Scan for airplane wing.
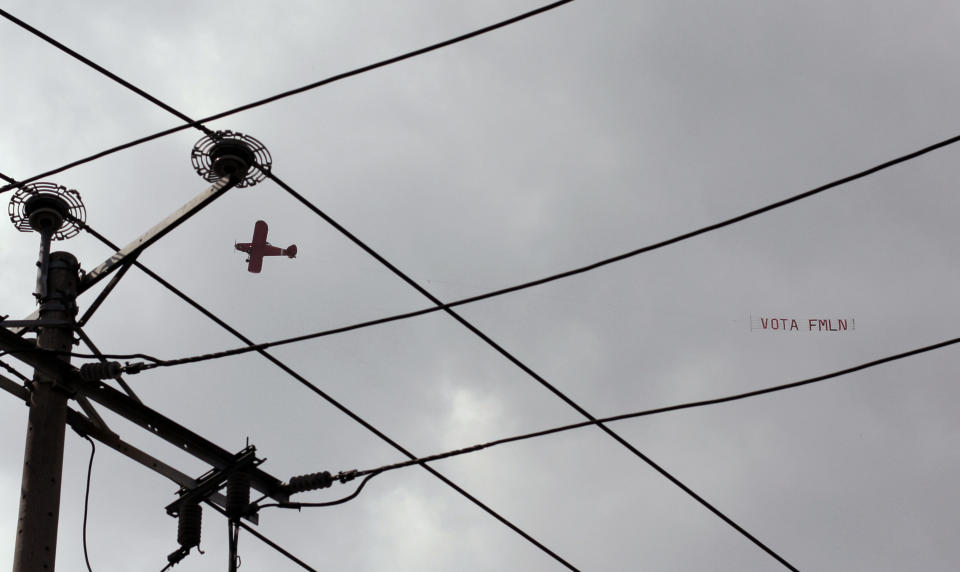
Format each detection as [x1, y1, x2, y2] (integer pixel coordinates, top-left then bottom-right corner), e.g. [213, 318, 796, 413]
[247, 249, 265, 273]
[245, 220, 269, 273]
[251, 220, 268, 245]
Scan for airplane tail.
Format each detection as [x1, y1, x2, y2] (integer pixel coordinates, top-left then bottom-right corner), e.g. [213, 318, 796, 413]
[285, 244, 297, 258]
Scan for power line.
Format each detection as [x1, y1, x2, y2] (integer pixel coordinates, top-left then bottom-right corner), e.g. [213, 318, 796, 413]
[99, 123, 960, 372]
[0, 359, 30, 383]
[205, 502, 318, 572]
[4, 0, 590, 554]
[0, 8, 215, 138]
[3, 0, 799, 547]
[72, 219, 580, 571]
[259, 472, 382, 510]
[0, 0, 576, 194]
[81, 435, 96, 572]
[264, 168, 799, 571]
[0, 3, 861, 566]
[354, 333, 960, 476]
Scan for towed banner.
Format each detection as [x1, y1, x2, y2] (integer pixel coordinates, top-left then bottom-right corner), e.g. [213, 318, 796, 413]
[750, 316, 855, 333]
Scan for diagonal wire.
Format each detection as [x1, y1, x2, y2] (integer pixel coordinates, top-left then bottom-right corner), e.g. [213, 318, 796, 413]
[205, 501, 318, 572]
[0, 359, 30, 383]
[356, 333, 960, 476]
[74, 327, 142, 403]
[63, 128, 960, 371]
[265, 168, 799, 571]
[2, 3, 809, 565]
[0, 8, 215, 137]
[74, 219, 580, 571]
[0, 4, 593, 565]
[0, 0, 576, 194]
[5, 0, 794, 552]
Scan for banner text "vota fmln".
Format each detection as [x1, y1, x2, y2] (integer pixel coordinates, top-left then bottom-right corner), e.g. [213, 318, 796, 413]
[750, 317, 855, 332]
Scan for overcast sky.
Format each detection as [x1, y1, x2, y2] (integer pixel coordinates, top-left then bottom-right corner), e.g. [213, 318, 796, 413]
[3, 1, 960, 570]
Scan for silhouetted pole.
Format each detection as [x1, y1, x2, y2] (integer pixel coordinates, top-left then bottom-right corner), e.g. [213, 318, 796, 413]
[12, 251, 79, 572]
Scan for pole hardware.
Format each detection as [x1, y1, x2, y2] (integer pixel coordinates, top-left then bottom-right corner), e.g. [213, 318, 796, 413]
[0, 318, 73, 328]
[167, 500, 204, 566]
[79, 360, 123, 381]
[165, 446, 262, 519]
[190, 130, 271, 188]
[8, 182, 86, 239]
[8, 182, 85, 301]
[163, 446, 262, 567]
[78, 175, 236, 294]
[11, 250, 80, 572]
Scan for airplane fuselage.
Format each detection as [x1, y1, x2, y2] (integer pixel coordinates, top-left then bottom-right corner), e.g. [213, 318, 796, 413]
[236, 220, 297, 273]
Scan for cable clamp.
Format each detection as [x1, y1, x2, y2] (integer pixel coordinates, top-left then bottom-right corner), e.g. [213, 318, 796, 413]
[123, 361, 146, 375]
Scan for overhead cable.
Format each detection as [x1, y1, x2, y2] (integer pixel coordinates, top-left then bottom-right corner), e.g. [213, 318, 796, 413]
[3, 2, 807, 565]
[0, 359, 30, 383]
[81, 434, 96, 572]
[2, 1, 591, 566]
[0, 8, 215, 138]
[356, 333, 960, 476]
[264, 168, 799, 571]
[0, 0, 576, 194]
[107, 123, 960, 372]
[205, 501, 318, 572]
[74, 219, 579, 572]
[259, 471, 381, 510]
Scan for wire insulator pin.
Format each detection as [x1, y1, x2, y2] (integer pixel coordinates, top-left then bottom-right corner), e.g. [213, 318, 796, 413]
[285, 471, 333, 494]
[79, 361, 122, 381]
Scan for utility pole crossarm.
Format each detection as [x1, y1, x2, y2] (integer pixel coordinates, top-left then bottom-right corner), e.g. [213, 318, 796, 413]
[2, 309, 39, 336]
[0, 372, 256, 524]
[0, 326, 288, 505]
[0, 369, 29, 401]
[65, 410, 259, 524]
[79, 175, 234, 294]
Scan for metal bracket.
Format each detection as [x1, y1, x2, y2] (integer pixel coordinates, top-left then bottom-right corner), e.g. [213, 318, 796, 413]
[79, 176, 234, 294]
[0, 319, 73, 328]
[166, 446, 261, 517]
[3, 309, 40, 335]
[0, 326, 288, 508]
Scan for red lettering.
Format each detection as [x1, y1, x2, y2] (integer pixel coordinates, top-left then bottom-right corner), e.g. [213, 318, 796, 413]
[808, 319, 817, 331]
[761, 318, 769, 329]
[839, 319, 847, 331]
[790, 319, 798, 331]
[818, 319, 828, 331]
[772, 319, 779, 330]
[829, 320, 837, 331]
[780, 318, 788, 329]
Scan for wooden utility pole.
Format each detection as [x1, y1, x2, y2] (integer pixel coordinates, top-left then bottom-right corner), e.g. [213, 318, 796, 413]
[12, 251, 79, 572]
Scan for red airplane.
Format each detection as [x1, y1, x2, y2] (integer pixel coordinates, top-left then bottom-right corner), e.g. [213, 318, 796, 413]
[235, 220, 297, 273]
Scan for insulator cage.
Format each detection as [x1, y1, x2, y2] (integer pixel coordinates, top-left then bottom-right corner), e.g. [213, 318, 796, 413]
[79, 361, 122, 381]
[190, 130, 271, 188]
[177, 502, 202, 549]
[286, 471, 333, 494]
[8, 182, 85, 239]
[226, 471, 251, 517]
